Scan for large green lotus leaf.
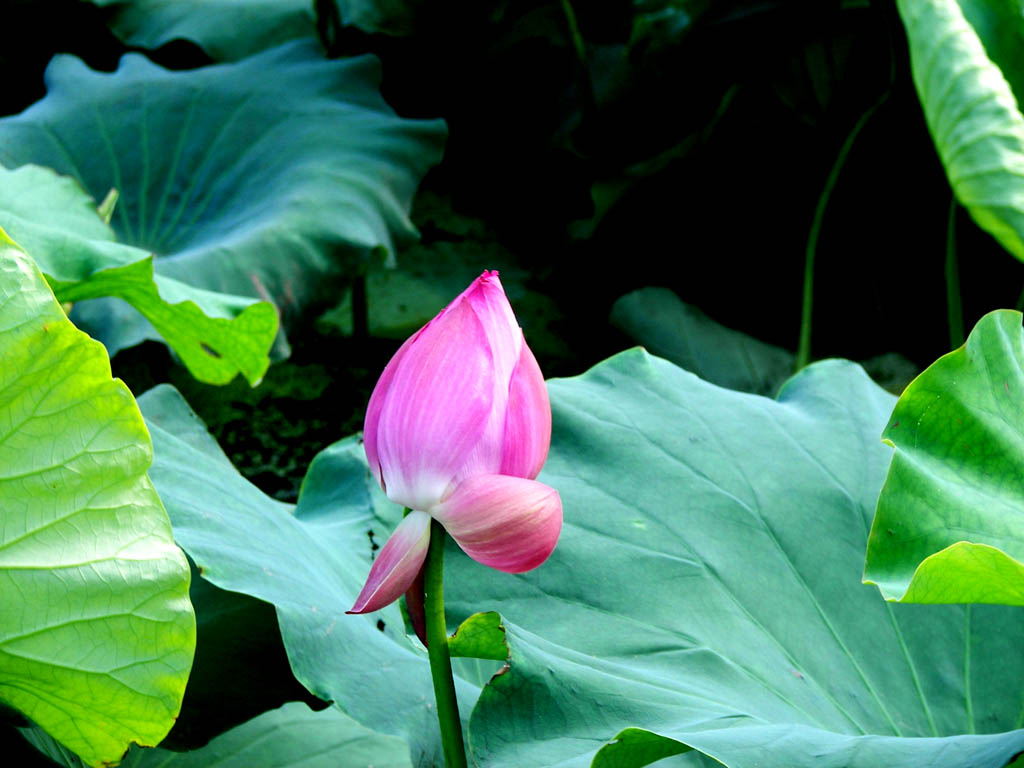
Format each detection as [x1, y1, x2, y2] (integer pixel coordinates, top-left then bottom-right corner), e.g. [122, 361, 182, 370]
[0, 40, 445, 358]
[20, 702, 411, 768]
[0, 163, 277, 385]
[439, 351, 1024, 767]
[121, 702, 413, 768]
[143, 348, 1024, 766]
[865, 309, 1024, 604]
[88, 0, 417, 61]
[137, 385, 478, 767]
[897, 0, 1024, 262]
[0, 234, 195, 766]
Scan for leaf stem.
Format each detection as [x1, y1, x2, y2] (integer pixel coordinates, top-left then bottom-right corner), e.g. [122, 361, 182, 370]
[560, 0, 586, 65]
[796, 90, 890, 371]
[424, 519, 467, 768]
[945, 196, 964, 349]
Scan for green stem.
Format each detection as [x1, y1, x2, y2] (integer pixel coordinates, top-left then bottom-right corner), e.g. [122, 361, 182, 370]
[945, 196, 964, 349]
[560, 0, 586, 65]
[424, 519, 467, 768]
[796, 91, 890, 371]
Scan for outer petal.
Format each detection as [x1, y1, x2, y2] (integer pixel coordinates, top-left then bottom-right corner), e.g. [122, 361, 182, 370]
[499, 339, 551, 480]
[370, 296, 496, 510]
[347, 510, 432, 614]
[363, 330, 419, 491]
[430, 474, 562, 573]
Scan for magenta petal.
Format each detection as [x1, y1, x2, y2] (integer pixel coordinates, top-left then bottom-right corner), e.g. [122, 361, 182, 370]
[430, 474, 562, 573]
[348, 510, 432, 614]
[462, 272, 522, 387]
[371, 296, 497, 510]
[499, 340, 551, 480]
[363, 331, 419, 491]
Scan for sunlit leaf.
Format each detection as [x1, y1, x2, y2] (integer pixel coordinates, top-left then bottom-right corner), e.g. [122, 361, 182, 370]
[865, 309, 1024, 605]
[0, 233, 195, 766]
[898, 0, 1024, 261]
[0, 163, 277, 385]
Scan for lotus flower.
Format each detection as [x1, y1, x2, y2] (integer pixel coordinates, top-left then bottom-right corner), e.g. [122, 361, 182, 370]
[348, 271, 562, 614]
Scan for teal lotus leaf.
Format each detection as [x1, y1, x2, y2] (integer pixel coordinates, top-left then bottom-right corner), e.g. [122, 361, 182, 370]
[142, 349, 1024, 766]
[138, 385, 475, 767]
[0, 163, 277, 385]
[610, 286, 795, 396]
[21, 701, 411, 768]
[120, 702, 413, 768]
[87, 0, 418, 60]
[0, 40, 445, 359]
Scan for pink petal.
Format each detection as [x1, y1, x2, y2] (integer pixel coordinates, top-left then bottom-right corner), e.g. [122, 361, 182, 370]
[499, 339, 551, 480]
[363, 331, 419, 491]
[462, 272, 522, 388]
[369, 296, 497, 510]
[364, 271, 536, 510]
[430, 474, 562, 573]
[347, 510, 432, 614]
[443, 272, 526, 487]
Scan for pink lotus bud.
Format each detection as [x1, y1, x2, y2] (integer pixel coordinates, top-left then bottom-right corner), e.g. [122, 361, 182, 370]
[349, 271, 561, 615]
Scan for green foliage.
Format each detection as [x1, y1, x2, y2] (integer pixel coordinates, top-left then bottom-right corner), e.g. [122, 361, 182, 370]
[865, 309, 1024, 604]
[0, 163, 277, 385]
[10, 2, 1024, 765]
[898, 0, 1024, 262]
[22, 702, 412, 768]
[0, 235, 195, 766]
[448, 612, 508, 661]
[143, 350, 1024, 767]
[610, 287, 795, 396]
[450, 351, 1024, 767]
[119, 702, 413, 768]
[138, 385, 476, 767]
[88, 0, 316, 61]
[87, 0, 419, 61]
[0, 40, 445, 361]
[165, 564, 326, 749]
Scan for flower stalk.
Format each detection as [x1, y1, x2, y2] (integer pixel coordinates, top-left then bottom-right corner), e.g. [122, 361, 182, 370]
[424, 519, 467, 768]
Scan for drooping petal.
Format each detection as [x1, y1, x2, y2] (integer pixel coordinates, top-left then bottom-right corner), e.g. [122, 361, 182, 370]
[430, 474, 562, 573]
[499, 339, 551, 480]
[347, 510, 432, 614]
[371, 296, 497, 510]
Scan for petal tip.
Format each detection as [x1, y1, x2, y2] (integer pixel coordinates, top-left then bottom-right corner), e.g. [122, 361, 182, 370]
[348, 510, 432, 615]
